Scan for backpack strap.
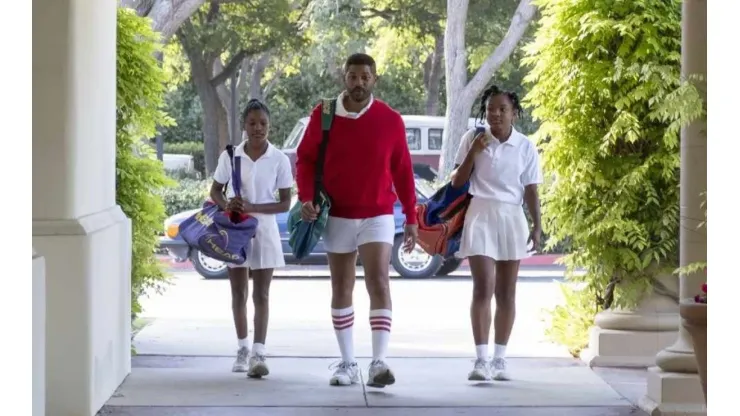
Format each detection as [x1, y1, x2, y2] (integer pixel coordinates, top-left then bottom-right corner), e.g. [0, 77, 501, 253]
[313, 99, 337, 204]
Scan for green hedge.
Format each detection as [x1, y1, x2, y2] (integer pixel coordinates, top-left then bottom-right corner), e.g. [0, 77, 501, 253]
[164, 141, 205, 175]
[116, 8, 174, 318]
[160, 178, 210, 217]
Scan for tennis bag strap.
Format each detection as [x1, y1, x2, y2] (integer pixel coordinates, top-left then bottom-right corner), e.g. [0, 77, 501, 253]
[313, 99, 337, 206]
[220, 144, 236, 198]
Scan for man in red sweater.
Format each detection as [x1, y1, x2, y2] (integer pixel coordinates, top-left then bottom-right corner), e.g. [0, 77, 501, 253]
[296, 53, 418, 388]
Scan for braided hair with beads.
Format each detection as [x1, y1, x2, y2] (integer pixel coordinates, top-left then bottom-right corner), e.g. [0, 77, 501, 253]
[475, 85, 523, 127]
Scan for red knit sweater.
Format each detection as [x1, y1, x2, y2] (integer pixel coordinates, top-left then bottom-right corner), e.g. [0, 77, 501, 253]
[296, 99, 417, 224]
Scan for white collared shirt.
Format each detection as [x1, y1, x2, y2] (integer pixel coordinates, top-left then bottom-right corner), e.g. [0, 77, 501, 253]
[213, 141, 293, 204]
[335, 91, 375, 119]
[454, 126, 543, 205]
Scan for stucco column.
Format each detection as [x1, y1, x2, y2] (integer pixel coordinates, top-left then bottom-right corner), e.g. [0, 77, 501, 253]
[32, 248, 45, 416]
[640, 1, 707, 415]
[33, 1, 132, 415]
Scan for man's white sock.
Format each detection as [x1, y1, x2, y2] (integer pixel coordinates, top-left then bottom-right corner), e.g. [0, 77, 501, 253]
[332, 306, 355, 363]
[370, 309, 392, 361]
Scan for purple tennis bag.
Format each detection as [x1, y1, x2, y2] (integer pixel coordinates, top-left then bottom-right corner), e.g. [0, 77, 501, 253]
[178, 146, 259, 264]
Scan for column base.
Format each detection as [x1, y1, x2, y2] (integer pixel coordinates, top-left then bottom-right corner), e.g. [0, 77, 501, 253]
[638, 367, 706, 416]
[581, 328, 677, 368]
[32, 249, 45, 416]
[33, 205, 132, 416]
[580, 285, 679, 368]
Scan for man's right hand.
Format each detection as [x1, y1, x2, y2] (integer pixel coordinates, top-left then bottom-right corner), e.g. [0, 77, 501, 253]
[469, 131, 491, 155]
[300, 201, 320, 221]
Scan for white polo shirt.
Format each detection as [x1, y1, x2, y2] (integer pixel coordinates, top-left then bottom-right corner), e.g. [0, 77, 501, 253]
[213, 142, 293, 204]
[454, 127, 543, 205]
[334, 91, 374, 119]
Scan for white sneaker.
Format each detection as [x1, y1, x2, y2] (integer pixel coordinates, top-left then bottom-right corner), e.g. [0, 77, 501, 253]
[329, 361, 360, 386]
[367, 360, 396, 388]
[232, 347, 249, 372]
[247, 353, 269, 378]
[491, 357, 510, 381]
[468, 358, 492, 381]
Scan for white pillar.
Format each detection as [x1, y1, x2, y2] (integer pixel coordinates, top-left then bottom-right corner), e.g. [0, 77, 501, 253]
[639, 0, 707, 415]
[32, 248, 45, 416]
[33, 1, 132, 415]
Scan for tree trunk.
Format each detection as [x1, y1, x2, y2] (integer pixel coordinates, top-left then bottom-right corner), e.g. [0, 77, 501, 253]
[424, 33, 445, 116]
[180, 38, 228, 174]
[249, 52, 272, 101]
[122, 0, 206, 42]
[438, 0, 536, 178]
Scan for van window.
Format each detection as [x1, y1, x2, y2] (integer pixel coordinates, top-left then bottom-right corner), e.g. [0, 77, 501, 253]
[282, 122, 306, 150]
[406, 128, 421, 150]
[429, 128, 443, 150]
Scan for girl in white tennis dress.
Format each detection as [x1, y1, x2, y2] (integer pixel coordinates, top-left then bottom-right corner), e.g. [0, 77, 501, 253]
[210, 99, 293, 378]
[451, 85, 543, 382]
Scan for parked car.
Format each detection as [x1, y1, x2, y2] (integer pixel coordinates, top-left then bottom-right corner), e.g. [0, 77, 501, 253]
[281, 115, 481, 177]
[159, 177, 463, 280]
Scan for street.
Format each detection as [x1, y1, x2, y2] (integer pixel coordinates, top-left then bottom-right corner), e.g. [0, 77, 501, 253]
[135, 266, 571, 358]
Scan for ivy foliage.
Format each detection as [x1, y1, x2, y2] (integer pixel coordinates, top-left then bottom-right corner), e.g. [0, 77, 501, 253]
[523, 0, 704, 311]
[116, 8, 176, 317]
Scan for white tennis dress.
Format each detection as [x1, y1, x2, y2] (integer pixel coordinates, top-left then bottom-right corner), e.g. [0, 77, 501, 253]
[454, 127, 543, 261]
[213, 141, 293, 270]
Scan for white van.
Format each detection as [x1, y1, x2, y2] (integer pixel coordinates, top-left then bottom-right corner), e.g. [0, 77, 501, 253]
[281, 115, 480, 177]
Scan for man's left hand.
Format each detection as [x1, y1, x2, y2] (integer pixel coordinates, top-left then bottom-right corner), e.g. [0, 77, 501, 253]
[527, 227, 542, 253]
[403, 224, 419, 253]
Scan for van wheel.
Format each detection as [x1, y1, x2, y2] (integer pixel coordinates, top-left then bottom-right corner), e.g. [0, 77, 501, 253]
[391, 235, 443, 279]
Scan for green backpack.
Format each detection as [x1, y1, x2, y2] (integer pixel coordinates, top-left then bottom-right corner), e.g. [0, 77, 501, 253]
[287, 99, 336, 260]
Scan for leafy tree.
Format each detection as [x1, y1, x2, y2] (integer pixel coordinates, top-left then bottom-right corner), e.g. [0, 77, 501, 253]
[523, 0, 704, 317]
[116, 8, 176, 317]
[176, 0, 308, 173]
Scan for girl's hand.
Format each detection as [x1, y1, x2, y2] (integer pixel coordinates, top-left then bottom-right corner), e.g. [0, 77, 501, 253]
[469, 132, 491, 155]
[226, 198, 244, 213]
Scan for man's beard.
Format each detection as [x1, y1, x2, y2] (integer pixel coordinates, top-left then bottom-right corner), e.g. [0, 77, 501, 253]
[348, 87, 370, 102]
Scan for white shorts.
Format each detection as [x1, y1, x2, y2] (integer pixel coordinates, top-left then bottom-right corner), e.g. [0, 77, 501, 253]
[227, 213, 286, 270]
[323, 215, 396, 253]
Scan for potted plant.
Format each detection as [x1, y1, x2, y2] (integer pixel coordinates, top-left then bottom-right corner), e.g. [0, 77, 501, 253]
[680, 278, 706, 401]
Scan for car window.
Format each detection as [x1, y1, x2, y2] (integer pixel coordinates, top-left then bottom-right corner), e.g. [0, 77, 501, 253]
[428, 128, 443, 150]
[406, 128, 421, 150]
[282, 122, 306, 150]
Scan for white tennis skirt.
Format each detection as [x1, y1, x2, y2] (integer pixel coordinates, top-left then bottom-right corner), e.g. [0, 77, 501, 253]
[456, 197, 532, 261]
[227, 213, 286, 270]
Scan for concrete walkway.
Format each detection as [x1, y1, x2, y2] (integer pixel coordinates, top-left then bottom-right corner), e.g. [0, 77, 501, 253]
[100, 356, 648, 416]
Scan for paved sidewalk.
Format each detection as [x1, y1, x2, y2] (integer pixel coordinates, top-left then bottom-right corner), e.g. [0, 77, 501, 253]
[100, 356, 647, 416]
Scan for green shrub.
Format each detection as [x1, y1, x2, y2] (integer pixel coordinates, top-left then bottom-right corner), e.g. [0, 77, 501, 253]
[523, 0, 704, 351]
[160, 179, 210, 217]
[164, 141, 205, 175]
[524, 0, 703, 308]
[116, 8, 176, 318]
[543, 282, 599, 357]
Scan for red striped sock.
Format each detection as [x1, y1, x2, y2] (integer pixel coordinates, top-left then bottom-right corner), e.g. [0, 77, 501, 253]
[370, 309, 392, 361]
[331, 307, 355, 362]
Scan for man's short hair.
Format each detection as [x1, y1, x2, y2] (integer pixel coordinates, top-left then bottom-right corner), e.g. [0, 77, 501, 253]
[344, 53, 376, 73]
